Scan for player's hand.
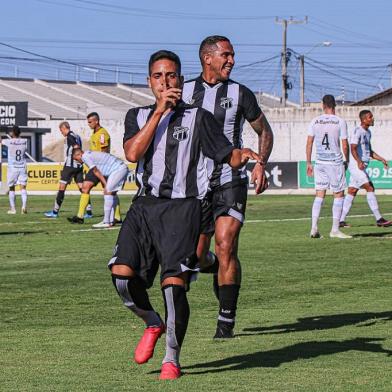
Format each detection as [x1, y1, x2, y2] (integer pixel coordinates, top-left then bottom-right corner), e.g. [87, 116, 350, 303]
[251, 162, 269, 194]
[382, 159, 388, 169]
[156, 84, 182, 113]
[240, 148, 261, 166]
[306, 162, 314, 177]
[358, 161, 365, 170]
[343, 161, 348, 171]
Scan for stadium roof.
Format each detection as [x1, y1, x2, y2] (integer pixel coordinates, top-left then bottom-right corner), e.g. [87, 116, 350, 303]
[351, 87, 392, 106]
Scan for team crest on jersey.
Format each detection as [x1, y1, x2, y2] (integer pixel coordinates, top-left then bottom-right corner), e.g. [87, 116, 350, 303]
[220, 97, 233, 109]
[173, 126, 189, 142]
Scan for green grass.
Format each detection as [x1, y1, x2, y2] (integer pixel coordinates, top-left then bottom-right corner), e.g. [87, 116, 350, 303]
[0, 194, 391, 392]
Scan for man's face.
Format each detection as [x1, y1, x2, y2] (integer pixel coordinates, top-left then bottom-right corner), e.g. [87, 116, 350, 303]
[204, 40, 235, 81]
[148, 59, 183, 99]
[73, 150, 83, 163]
[363, 112, 374, 127]
[87, 116, 99, 130]
[59, 126, 69, 137]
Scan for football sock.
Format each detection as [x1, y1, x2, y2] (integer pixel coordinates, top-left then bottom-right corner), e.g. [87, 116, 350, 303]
[9, 190, 16, 210]
[54, 190, 65, 212]
[104, 195, 114, 224]
[162, 285, 189, 365]
[112, 275, 161, 327]
[217, 284, 240, 330]
[114, 197, 121, 221]
[332, 197, 344, 232]
[86, 197, 92, 214]
[340, 194, 354, 222]
[366, 192, 382, 221]
[21, 189, 27, 209]
[311, 197, 324, 231]
[77, 193, 90, 218]
[110, 195, 119, 223]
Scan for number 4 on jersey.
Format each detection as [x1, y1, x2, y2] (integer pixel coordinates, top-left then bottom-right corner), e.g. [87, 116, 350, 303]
[322, 133, 330, 150]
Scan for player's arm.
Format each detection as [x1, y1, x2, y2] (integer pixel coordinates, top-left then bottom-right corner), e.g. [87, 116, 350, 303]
[124, 86, 181, 162]
[228, 148, 261, 169]
[249, 113, 273, 194]
[341, 139, 349, 169]
[350, 143, 365, 170]
[92, 166, 107, 188]
[370, 144, 388, 168]
[306, 136, 314, 176]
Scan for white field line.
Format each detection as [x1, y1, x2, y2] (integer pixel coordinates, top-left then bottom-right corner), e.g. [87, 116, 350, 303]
[247, 212, 392, 224]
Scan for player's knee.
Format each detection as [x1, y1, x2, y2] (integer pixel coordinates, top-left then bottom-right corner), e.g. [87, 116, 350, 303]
[348, 188, 357, 196]
[111, 264, 135, 277]
[215, 237, 236, 260]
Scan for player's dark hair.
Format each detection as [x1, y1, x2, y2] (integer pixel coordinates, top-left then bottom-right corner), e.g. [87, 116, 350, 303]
[11, 125, 21, 137]
[199, 35, 231, 62]
[72, 147, 82, 156]
[148, 50, 181, 75]
[322, 94, 336, 108]
[87, 112, 100, 121]
[359, 109, 371, 120]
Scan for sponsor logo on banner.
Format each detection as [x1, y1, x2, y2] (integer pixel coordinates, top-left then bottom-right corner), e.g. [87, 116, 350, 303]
[0, 102, 28, 126]
[298, 160, 392, 189]
[246, 162, 298, 189]
[1, 162, 138, 191]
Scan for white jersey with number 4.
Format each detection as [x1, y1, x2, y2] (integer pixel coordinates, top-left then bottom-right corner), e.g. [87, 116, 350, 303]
[2, 138, 28, 169]
[308, 114, 347, 165]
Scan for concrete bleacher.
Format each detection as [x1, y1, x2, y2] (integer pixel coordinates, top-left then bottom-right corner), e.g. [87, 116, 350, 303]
[0, 77, 155, 120]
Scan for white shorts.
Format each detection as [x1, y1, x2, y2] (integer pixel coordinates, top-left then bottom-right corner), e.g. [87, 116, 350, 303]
[314, 163, 346, 193]
[7, 167, 28, 187]
[106, 165, 129, 193]
[348, 163, 371, 189]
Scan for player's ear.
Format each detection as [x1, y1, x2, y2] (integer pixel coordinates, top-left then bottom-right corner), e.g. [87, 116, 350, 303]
[179, 75, 184, 88]
[203, 53, 212, 66]
[147, 76, 151, 88]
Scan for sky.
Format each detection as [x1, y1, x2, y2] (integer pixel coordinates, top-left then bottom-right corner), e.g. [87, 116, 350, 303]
[0, 0, 391, 103]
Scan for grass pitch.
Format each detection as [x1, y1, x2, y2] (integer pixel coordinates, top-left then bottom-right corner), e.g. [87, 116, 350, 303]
[0, 194, 391, 391]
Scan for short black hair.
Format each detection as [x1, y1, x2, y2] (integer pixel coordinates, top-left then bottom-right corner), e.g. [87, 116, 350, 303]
[72, 147, 82, 156]
[322, 94, 336, 108]
[148, 50, 181, 76]
[11, 125, 21, 137]
[87, 112, 100, 121]
[199, 35, 231, 62]
[359, 109, 372, 120]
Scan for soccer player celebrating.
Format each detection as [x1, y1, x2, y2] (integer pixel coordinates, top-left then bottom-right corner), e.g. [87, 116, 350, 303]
[182, 35, 274, 338]
[108, 50, 261, 379]
[1, 126, 28, 214]
[45, 122, 83, 218]
[339, 110, 391, 227]
[71, 149, 128, 228]
[306, 95, 351, 239]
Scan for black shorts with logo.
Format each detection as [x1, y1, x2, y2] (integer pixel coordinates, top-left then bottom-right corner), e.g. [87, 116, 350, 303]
[60, 165, 83, 185]
[108, 195, 201, 288]
[200, 180, 248, 234]
[84, 168, 101, 186]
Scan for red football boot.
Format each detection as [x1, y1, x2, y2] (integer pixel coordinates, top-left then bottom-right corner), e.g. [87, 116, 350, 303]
[159, 362, 182, 380]
[134, 323, 165, 364]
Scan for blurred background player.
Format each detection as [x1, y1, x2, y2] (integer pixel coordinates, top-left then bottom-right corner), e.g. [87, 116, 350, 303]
[306, 95, 351, 239]
[182, 35, 274, 339]
[1, 126, 28, 214]
[69, 149, 128, 227]
[73, 112, 122, 223]
[45, 122, 83, 218]
[339, 110, 391, 228]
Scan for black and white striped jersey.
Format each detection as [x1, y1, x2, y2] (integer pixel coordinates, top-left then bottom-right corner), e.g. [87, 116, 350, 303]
[182, 75, 262, 188]
[64, 131, 82, 168]
[123, 101, 234, 199]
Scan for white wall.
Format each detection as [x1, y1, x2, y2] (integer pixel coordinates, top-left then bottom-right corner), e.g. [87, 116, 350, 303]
[31, 105, 392, 162]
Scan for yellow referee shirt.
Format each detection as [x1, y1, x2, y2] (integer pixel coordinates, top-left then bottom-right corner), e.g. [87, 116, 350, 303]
[90, 127, 110, 152]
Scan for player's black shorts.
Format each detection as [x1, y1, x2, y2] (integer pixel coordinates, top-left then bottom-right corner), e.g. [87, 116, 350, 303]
[200, 180, 248, 234]
[60, 166, 83, 185]
[108, 195, 202, 288]
[84, 168, 101, 186]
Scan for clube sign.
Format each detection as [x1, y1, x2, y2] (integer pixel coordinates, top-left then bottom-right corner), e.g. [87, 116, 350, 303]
[0, 102, 28, 126]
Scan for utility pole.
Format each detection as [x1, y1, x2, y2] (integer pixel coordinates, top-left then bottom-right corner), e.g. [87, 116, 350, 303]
[299, 55, 305, 107]
[275, 16, 308, 107]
